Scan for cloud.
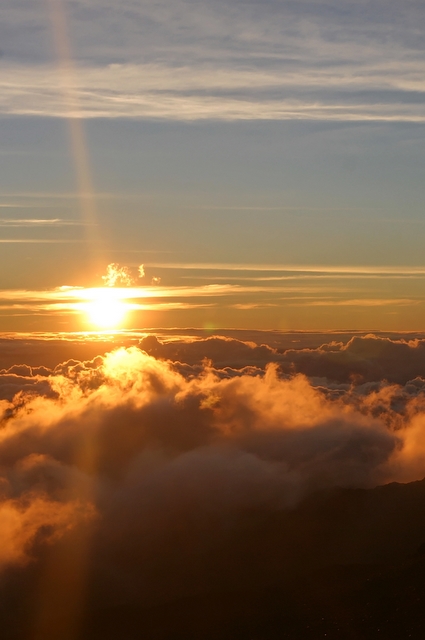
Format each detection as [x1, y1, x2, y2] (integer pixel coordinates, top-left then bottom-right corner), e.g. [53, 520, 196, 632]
[0, 338, 423, 528]
[101, 263, 134, 287]
[1, 61, 424, 121]
[144, 262, 425, 276]
[0, 283, 336, 323]
[0, 346, 398, 571]
[1, 0, 423, 126]
[302, 298, 417, 307]
[0, 493, 94, 570]
[1, 263, 424, 325]
[0, 372, 55, 402]
[280, 334, 425, 385]
[2, 0, 425, 123]
[0, 219, 85, 227]
[0, 239, 80, 243]
[139, 334, 278, 369]
[137, 333, 425, 386]
[1, 333, 425, 633]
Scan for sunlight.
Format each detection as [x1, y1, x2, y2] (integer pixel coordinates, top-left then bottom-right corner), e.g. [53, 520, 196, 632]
[83, 289, 131, 329]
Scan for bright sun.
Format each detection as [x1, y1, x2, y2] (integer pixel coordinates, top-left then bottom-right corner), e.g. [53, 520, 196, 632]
[84, 289, 130, 329]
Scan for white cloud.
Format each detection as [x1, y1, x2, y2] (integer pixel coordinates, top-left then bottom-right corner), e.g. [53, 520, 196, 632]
[0, 218, 85, 227]
[0, 59, 424, 121]
[101, 263, 134, 287]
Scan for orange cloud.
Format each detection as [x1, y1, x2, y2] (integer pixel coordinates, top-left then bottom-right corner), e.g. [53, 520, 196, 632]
[1, 335, 425, 630]
[0, 491, 95, 570]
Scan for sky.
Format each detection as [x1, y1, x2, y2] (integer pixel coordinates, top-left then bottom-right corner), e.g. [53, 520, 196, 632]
[0, 0, 425, 330]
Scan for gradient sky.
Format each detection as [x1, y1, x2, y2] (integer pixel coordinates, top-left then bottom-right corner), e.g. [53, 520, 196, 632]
[1, 0, 424, 331]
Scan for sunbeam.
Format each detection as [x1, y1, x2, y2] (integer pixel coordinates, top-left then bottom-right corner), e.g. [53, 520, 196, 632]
[45, 0, 100, 254]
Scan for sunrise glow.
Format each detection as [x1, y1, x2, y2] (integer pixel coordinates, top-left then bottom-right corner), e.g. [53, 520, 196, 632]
[82, 288, 131, 329]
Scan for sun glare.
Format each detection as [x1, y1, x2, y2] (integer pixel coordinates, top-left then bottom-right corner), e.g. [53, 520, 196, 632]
[83, 289, 130, 329]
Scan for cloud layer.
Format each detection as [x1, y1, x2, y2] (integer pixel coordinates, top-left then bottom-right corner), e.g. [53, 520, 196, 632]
[1, 60, 424, 122]
[0, 0, 424, 120]
[1, 332, 425, 634]
[0, 337, 425, 551]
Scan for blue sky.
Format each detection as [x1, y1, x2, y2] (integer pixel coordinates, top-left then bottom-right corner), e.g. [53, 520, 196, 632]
[0, 0, 424, 330]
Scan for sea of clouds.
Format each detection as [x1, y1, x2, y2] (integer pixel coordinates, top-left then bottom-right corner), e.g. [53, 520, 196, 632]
[1, 331, 425, 636]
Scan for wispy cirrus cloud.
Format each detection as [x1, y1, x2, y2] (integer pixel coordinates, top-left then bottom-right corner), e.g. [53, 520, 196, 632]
[145, 263, 425, 277]
[0, 239, 82, 243]
[0, 218, 88, 227]
[296, 298, 418, 307]
[0, 279, 421, 321]
[0, 61, 424, 121]
[0, 204, 49, 208]
[0, 284, 333, 305]
[1, 0, 423, 122]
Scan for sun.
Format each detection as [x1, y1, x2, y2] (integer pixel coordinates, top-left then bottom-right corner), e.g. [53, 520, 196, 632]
[83, 288, 130, 329]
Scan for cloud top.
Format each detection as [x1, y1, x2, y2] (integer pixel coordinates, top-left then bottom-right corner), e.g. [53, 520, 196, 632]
[0, 334, 425, 574]
[1, 332, 425, 634]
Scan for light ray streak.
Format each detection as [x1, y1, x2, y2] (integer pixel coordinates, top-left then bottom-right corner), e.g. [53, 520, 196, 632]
[31, 3, 101, 635]
[45, 0, 99, 251]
